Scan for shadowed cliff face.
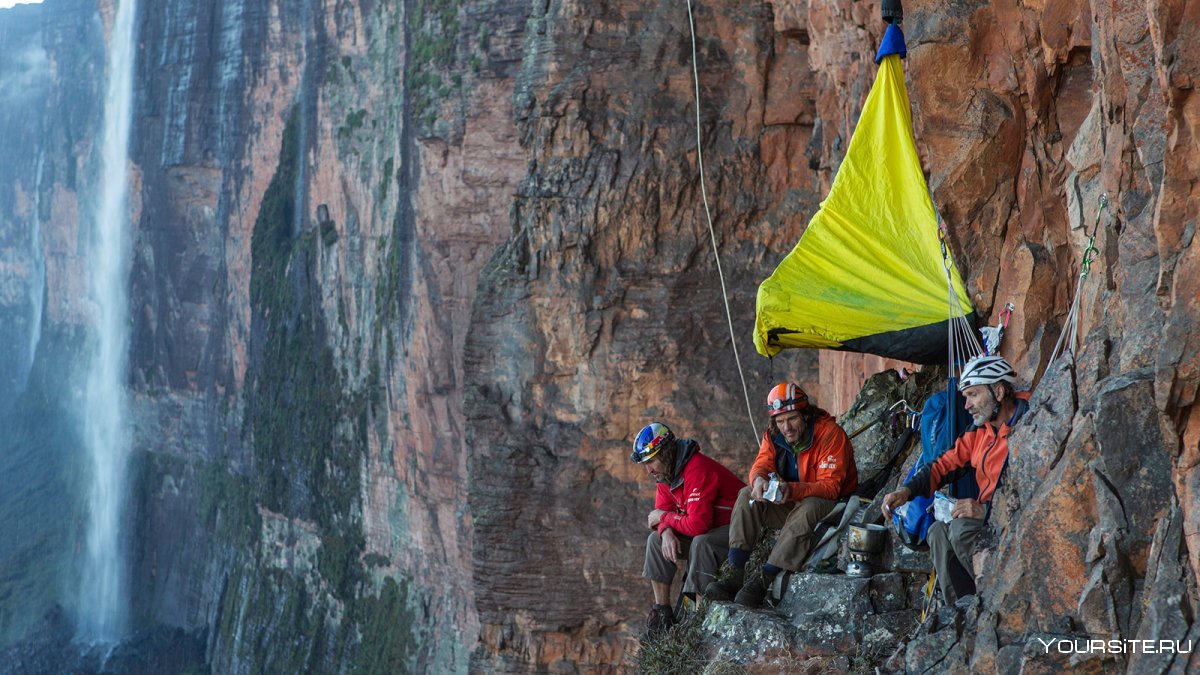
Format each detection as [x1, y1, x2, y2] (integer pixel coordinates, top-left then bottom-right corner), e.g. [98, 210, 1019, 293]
[464, 0, 835, 669]
[123, 0, 534, 670]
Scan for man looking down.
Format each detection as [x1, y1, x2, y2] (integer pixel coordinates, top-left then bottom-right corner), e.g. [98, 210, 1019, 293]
[633, 421, 744, 633]
[881, 354, 1030, 604]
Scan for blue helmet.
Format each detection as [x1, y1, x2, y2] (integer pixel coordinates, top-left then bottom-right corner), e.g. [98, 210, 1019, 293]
[631, 422, 674, 464]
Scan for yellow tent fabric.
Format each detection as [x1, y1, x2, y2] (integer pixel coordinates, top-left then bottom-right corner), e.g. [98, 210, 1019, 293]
[753, 53, 974, 365]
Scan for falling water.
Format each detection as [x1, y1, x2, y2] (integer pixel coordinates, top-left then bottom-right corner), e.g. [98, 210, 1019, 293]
[27, 155, 45, 383]
[78, 0, 138, 643]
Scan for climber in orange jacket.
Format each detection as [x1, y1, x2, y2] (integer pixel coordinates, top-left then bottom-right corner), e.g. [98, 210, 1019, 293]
[632, 421, 745, 633]
[881, 354, 1031, 604]
[704, 383, 858, 608]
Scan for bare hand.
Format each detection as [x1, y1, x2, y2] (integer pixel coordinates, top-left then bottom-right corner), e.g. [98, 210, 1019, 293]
[880, 487, 912, 517]
[647, 509, 666, 530]
[661, 528, 681, 563]
[952, 498, 985, 520]
[750, 476, 768, 501]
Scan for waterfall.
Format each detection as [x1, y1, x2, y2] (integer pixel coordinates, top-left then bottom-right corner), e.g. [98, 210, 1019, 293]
[28, 154, 45, 384]
[78, 0, 138, 643]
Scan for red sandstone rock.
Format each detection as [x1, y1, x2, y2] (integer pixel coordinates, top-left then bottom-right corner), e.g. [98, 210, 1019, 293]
[467, 0, 1199, 670]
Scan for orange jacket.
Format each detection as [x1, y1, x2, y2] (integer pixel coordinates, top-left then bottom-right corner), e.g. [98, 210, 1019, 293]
[748, 414, 858, 502]
[906, 391, 1031, 503]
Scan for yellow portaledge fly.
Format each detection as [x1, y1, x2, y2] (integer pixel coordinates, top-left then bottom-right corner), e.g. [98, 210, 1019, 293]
[754, 49, 974, 365]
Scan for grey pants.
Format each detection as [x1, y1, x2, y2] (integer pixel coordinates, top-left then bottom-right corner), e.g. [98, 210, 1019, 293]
[643, 524, 731, 595]
[928, 517, 984, 604]
[728, 486, 836, 571]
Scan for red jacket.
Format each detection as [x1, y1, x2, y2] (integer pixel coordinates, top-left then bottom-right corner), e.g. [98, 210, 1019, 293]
[907, 391, 1032, 503]
[748, 414, 858, 502]
[655, 442, 745, 537]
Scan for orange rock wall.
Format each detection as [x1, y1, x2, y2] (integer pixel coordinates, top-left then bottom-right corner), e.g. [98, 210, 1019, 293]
[465, 0, 1198, 669]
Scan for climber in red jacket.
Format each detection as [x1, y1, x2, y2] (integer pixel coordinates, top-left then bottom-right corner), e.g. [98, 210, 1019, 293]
[881, 354, 1031, 604]
[704, 383, 858, 608]
[632, 421, 745, 633]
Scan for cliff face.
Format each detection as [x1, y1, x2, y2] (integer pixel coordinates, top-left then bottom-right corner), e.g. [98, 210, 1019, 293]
[0, 0, 1196, 672]
[467, 0, 1198, 670]
[123, 0, 531, 670]
[465, 0, 826, 669]
[892, 0, 1200, 669]
[2, 0, 530, 669]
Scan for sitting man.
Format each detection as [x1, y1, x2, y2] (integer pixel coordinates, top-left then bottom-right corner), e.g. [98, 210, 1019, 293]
[705, 383, 858, 608]
[633, 421, 745, 633]
[881, 354, 1030, 605]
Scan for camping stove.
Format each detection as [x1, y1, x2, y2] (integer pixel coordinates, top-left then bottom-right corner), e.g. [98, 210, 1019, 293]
[845, 524, 887, 578]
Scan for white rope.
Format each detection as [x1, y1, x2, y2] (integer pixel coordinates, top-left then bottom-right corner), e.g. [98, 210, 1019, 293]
[939, 213, 982, 379]
[1048, 194, 1109, 371]
[1048, 289, 1082, 367]
[685, 0, 759, 443]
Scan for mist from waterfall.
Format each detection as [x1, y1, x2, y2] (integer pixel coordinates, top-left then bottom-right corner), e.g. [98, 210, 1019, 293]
[78, 0, 138, 643]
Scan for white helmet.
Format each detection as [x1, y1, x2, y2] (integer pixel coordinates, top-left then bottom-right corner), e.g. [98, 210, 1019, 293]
[958, 355, 1017, 391]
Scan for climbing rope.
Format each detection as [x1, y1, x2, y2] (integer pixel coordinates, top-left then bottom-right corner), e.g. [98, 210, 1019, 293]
[938, 216, 983, 377]
[685, 0, 759, 443]
[1047, 193, 1109, 369]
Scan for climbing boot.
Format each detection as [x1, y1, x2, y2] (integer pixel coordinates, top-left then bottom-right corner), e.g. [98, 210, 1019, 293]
[645, 604, 676, 635]
[702, 566, 745, 602]
[734, 575, 771, 608]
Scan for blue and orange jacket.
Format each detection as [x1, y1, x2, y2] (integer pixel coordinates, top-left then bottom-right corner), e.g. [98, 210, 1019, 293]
[655, 440, 745, 537]
[904, 391, 1032, 503]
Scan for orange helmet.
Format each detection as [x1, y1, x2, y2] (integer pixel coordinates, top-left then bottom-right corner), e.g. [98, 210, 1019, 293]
[766, 383, 808, 417]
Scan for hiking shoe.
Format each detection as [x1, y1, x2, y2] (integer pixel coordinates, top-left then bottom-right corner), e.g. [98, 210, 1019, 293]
[734, 575, 771, 608]
[702, 566, 745, 602]
[645, 604, 675, 634]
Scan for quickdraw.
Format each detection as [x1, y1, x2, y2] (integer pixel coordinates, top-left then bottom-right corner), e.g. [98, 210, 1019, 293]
[1079, 193, 1108, 280]
[1047, 193, 1110, 369]
[888, 399, 920, 433]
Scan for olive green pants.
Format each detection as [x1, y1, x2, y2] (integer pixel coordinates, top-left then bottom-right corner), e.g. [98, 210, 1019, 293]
[927, 517, 984, 604]
[728, 486, 835, 571]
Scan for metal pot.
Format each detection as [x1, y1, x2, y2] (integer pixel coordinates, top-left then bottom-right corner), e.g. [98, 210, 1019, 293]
[848, 523, 888, 554]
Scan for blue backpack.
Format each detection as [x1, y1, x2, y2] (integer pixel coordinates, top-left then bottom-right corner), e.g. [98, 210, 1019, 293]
[892, 382, 978, 549]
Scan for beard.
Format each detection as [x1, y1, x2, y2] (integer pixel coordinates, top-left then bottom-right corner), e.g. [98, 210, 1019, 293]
[970, 395, 999, 426]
